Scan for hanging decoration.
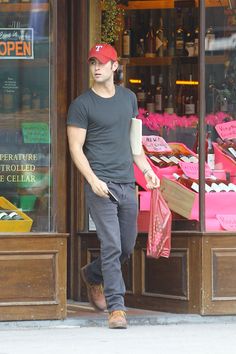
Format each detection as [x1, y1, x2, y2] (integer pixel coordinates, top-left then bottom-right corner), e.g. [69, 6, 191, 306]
[137, 108, 232, 133]
[101, 0, 124, 44]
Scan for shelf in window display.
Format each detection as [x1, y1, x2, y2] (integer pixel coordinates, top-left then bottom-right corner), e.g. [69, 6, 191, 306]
[0, 58, 49, 67]
[0, 2, 49, 13]
[120, 55, 227, 67]
[117, 0, 228, 10]
[0, 110, 49, 130]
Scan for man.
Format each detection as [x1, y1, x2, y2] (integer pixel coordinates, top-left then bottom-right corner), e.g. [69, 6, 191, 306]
[67, 43, 159, 329]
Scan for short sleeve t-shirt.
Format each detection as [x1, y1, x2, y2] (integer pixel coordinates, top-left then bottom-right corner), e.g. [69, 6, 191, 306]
[67, 85, 139, 183]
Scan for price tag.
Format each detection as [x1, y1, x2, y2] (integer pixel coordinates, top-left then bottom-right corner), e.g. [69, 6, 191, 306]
[215, 121, 236, 140]
[216, 214, 236, 231]
[179, 161, 212, 179]
[142, 136, 172, 153]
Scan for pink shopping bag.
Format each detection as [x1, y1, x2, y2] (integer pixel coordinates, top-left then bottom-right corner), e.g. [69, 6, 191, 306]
[147, 188, 172, 259]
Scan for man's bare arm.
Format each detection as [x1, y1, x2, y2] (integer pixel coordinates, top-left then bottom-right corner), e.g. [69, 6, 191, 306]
[67, 125, 109, 197]
[133, 148, 160, 189]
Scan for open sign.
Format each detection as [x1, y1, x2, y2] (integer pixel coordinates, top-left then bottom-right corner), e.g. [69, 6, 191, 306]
[0, 28, 34, 59]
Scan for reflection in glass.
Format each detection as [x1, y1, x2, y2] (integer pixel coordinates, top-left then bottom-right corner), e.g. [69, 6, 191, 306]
[0, 1, 52, 232]
[204, 3, 236, 231]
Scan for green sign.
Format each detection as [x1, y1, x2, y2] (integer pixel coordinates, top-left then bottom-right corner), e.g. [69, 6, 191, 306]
[21, 122, 50, 144]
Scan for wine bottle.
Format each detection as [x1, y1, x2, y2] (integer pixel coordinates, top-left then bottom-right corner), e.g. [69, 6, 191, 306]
[32, 90, 41, 109]
[173, 173, 215, 193]
[228, 183, 236, 192]
[211, 182, 228, 192]
[122, 16, 132, 58]
[184, 96, 195, 116]
[146, 90, 155, 113]
[185, 13, 194, 57]
[145, 13, 156, 58]
[148, 153, 175, 167]
[0, 211, 11, 220]
[155, 17, 165, 57]
[136, 38, 145, 57]
[164, 70, 174, 114]
[184, 74, 196, 116]
[216, 137, 236, 160]
[175, 10, 186, 56]
[146, 75, 156, 113]
[206, 131, 215, 170]
[219, 83, 229, 113]
[164, 94, 174, 114]
[206, 74, 217, 114]
[155, 74, 164, 113]
[205, 26, 215, 52]
[8, 211, 22, 220]
[136, 84, 146, 109]
[21, 87, 32, 111]
[173, 173, 200, 192]
[168, 28, 175, 56]
[194, 26, 199, 56]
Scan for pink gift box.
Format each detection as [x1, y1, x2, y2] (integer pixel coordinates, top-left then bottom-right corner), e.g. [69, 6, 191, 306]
[160, 177, 236, 231]
[213, 142, 236, 182]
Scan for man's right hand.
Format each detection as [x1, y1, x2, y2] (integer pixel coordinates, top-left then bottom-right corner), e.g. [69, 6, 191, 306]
[89, 176, 109, 198]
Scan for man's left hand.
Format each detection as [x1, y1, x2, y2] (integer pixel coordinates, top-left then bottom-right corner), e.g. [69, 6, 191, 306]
[144, 169, 160, 189]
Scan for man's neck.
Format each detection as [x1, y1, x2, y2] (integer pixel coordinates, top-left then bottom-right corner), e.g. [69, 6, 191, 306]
[92, 82, 116, 98]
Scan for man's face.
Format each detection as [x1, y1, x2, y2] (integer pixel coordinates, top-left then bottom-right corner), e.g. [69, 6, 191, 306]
[89, 58, 118, 83]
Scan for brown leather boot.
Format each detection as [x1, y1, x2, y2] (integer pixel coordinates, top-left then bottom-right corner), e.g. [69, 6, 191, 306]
[80, 265, 107, 312]
[108, 310, 127, 329]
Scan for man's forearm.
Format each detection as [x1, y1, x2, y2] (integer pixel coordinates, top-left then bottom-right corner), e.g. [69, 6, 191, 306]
[69, 146, 98, 185]
[133, 148, 152, 174]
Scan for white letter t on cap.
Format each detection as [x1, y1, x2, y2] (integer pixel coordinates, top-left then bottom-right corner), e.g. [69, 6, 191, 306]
[95, 45, 103, 51]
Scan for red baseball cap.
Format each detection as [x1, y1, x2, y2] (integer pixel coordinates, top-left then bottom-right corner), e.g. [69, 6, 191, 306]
[88, 43, 118, 64]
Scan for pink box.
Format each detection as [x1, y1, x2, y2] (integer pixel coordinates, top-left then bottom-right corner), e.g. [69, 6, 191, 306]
[139, 191, 151, 211]
[161, 177, 236, 231]
[134, 142, 196, 190]
[213, 142, 236, 182]
[137, 191, 151, 232]
[133, 160, 178, 191]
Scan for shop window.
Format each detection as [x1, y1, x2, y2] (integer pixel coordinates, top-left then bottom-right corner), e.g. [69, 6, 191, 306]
[114, 1, 236, 232]
[0, 1, 52, 232]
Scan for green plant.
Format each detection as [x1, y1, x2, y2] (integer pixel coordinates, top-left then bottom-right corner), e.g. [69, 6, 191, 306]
[101, 0, 124, 44]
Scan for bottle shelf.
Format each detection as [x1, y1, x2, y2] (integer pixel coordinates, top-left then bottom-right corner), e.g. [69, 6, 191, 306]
[121, 56, 172, 66]
[205, 55, 227, 65]
[0, 3, 49, 13]
[0, 110, 49, 129]
[118, 0, 228, 10]
[121, 55, 226, 66]
[0, 58, 49, 67]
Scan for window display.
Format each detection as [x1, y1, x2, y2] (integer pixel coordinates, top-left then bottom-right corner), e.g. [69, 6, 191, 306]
[115, 1, 236, 232]
[0, 1, 51, 232]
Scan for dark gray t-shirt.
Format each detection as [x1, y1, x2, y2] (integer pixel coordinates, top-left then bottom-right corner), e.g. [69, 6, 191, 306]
[67, 85, 139, 183]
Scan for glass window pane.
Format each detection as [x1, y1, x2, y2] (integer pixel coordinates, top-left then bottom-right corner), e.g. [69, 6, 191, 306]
[0, 1, 52, 232]
[120, 5, 199, 231]
[205, 2, 236, 232]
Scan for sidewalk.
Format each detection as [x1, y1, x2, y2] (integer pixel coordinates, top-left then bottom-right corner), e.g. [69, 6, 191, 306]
[1, 301, 236, 329]
[1, 322, 236, 354]
[1, 303, 236, 354]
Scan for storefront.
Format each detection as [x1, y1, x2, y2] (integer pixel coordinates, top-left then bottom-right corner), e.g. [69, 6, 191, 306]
[0, 0, 236, 321]
[0, 0, 69, 320]
[77, 0, 236, 316]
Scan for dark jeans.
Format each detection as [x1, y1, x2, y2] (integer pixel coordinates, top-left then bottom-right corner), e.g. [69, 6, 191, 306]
[84, 181, 138, 312]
